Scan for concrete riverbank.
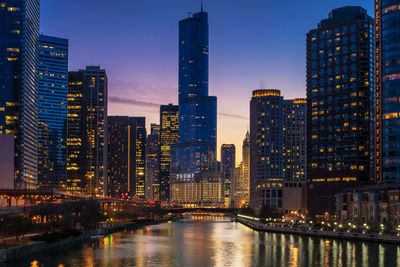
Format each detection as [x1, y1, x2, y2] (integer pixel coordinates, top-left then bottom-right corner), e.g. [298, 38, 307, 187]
[238, 216, 400, 244]
[0, 218, 169, 263]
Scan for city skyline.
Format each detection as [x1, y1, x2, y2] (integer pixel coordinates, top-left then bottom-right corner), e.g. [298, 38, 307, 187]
[40, 0, 374, 161]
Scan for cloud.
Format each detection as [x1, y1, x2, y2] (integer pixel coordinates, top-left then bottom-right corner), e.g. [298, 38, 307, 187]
[109, 96, 248, 121]
[219, 112, 248, 120]
[108, 96, 160, 108]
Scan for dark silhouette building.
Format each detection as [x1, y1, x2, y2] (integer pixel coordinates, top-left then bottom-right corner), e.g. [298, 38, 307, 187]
[221, 144, 236, 208]
[146, 124, 160, 200]
[306, 7, 374, 219]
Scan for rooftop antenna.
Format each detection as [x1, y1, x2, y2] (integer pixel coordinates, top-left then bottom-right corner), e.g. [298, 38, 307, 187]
[201, 0, 204, 12]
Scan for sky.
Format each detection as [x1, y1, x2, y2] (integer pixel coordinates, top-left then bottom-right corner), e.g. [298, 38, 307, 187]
[40, 0, 374, 163]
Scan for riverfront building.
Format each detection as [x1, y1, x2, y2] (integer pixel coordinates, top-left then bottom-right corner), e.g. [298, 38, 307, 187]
[66, 66, 108, 196]
[221, 144, 236, 208]
[283, 99, 307, 181]
[336, 183, 400, 228]
[37, 35, 68, 189]
[250, 90, 307, 214]
[375, 0, 400, 183]
[0, 0, 40, 189]
[306, 7, 374, 218]
[159, 104, 179, 202]
[170, 10, 222, 207]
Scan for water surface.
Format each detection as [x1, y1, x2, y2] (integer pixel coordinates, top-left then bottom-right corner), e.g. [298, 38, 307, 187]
[13, 221, 400, 266]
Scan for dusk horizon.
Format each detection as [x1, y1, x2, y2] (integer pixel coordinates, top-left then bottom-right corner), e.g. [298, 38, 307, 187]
[40, 0, 374, 161]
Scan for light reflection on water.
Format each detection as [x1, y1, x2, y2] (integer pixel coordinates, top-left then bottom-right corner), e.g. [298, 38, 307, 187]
[7, 222, 400, 267]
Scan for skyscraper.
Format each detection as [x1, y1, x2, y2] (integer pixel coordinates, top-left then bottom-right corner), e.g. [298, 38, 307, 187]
[146, 124, 160, 200]
[37, 35, 68, 189]
[221, 144, 236, 208]
[107, 116, 146, 198]
[375, 0, 400, 183]
[159, 104, 179, 202]
[0, 0, 40, 189]
[250, 90, 284, 213]
[67, 66, 108, 196]
[170, 10, 222, 207]
[306, 7, 374, 217]
[242, 131, 250, 206]
[283, 99, 307, 181]
[249, 90, 307, 214]
[107, 116, 132, 197]
[129, 117, 147, 199]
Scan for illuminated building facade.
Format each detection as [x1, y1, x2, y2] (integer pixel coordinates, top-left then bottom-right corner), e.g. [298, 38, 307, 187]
[67, 66, 108, 197]
[242, 131, 250, 206]
[375, 0, 400, 183]
[250, 89, 284, 213]
[306, 7, 374, 218]
[221, 144, 235, 207]
[0, 0, 40, 189]
[37, 35, 68, 189]
[146, 124, 160, 200]
[159, 104, 179, 201]
[170, 10, 221, 207]
[336, 183, 400, 227]
[283, 99, 307, 181]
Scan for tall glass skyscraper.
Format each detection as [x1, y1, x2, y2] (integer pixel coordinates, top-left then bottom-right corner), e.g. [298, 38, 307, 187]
[37, 35, 68, 189]
[170, 10, 221, 207]
[375, 0, 400, 183]
[0, 0, 40, 189]
[172, 10, 217, 175]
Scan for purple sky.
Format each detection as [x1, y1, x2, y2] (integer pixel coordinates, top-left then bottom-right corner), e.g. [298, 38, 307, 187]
[40, 0, 374, 162]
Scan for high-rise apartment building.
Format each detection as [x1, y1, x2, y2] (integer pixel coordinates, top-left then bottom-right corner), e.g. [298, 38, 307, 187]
[37, 35, 68, 189]
[107, 116, 146, 198]
[146, 124, 160, 200]
[250, 90, 284, 213]
[250, 90, 307, 214]
[375, 0, 400, 183]
[306, 7, 374, 218]
[0, 0, 40, 189]
[170, 10, 222, 207]
[221, 144, 236, 208]
[283, 99, 307, 181]
[67, 66, 108, 196]
[159, 104, 179, 201]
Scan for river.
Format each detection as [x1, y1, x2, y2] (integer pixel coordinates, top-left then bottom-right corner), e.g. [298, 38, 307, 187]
[15, 221, 400, 266]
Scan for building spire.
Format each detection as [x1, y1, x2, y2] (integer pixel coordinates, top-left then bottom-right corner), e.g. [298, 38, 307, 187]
[201, 0, 204, 12]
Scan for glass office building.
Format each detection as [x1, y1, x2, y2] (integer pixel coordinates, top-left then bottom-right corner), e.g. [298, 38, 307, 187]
[0, 0, 40, 189]
[170, 10, 221, 207]
[375, 0, 400, 182]
[37, 35, 68, 189]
